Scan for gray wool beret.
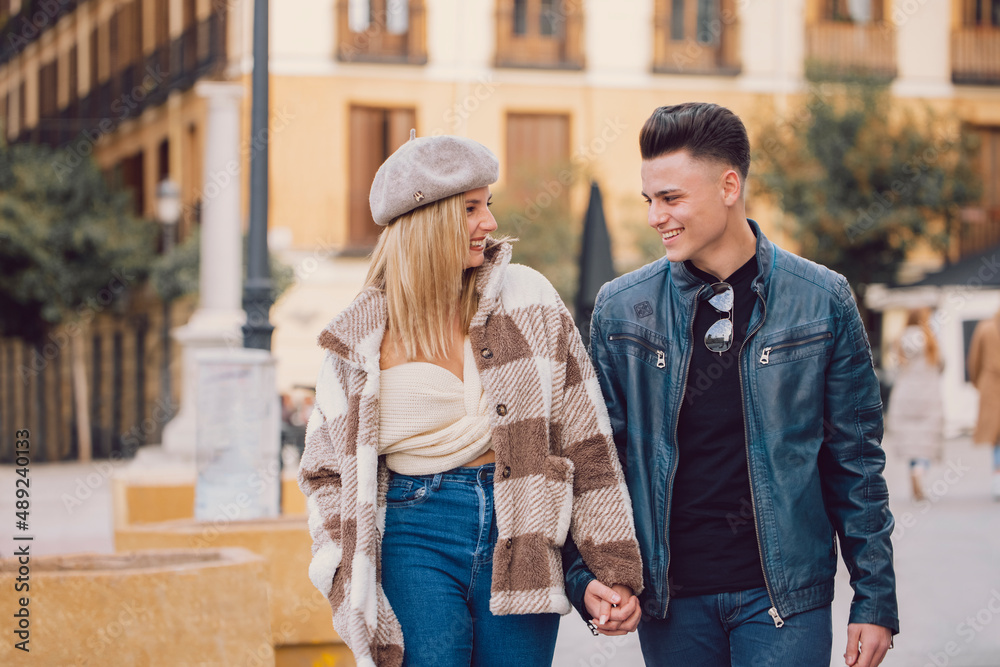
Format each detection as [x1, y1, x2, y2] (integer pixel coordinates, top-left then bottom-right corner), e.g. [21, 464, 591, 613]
[369, 131, 500, 226]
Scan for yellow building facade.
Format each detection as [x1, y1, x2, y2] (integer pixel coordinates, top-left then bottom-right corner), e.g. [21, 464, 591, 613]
[2, 0, 1000, 443]
[2, 0, 998, 260]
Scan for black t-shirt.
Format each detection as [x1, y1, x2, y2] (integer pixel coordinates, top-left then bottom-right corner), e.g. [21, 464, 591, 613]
[668, 255, 766, 598]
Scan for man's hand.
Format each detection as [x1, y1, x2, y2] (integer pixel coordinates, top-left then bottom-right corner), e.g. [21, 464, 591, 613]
[844, 623, 893, 667]
[583, 581, 641, 636]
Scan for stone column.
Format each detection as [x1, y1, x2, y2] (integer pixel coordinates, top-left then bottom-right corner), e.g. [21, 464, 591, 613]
[739, 0, 806, 94]
[161, 82, 246, 460]
[892, 0, 953, 98]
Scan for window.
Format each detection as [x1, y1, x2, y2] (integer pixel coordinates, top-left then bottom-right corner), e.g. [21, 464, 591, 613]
[38, 60, 57, 144]
[506, 112, 570, 203]
[496, 0, 584, 68]
[824, 0, 884, 23]
[181, 0, 197, 72]
[17, 80, 24, 136]
[154, 0, 170, 75]
[120, 151, 146, 217]
[90, 25, 100, 90]
[114, 1, 143, 100]
[966, 0, 1000, 25]
[158, 138, 170, 182]
[653, 0, 740, 74]
[348, 106, 416, 247]
[64, 45, 78, 144]
[68, 45, 78, 105]
[109, 11, 119, 92]
[337, 0, 426, 63]
[954, 1, 1000, 84]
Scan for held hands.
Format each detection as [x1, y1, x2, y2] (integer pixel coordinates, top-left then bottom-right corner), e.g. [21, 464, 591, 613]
[583, 580, 641, 636]
[844, 623, 893, 667]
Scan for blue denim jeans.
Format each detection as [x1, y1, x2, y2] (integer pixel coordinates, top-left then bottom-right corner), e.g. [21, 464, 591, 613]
[381, 463, 560, 667]
[638, 587, 832, 667]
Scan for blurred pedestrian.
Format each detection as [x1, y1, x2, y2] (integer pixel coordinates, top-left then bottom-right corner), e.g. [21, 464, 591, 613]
[884, 308, 944, 501]
[968, 308, 1000, 501]
[297, 133, 643, 667]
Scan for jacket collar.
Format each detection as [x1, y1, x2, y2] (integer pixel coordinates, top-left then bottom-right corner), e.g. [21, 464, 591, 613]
[670, 219, 774, 301]
[317, 238, 513, 369]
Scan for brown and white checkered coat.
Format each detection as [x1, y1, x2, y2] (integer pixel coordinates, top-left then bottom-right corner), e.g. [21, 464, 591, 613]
[298, 241, 643, 667]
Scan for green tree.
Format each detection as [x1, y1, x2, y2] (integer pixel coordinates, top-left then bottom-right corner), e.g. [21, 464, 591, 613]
[494, 161, 583, 306]
[0, 141, 157, 460]
[754, 80, 980, 294]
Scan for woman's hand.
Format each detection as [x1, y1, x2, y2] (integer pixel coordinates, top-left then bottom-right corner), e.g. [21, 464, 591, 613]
[583, 580, 642, 635]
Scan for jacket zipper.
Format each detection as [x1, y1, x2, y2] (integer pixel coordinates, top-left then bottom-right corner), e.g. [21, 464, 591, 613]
[662, 286, 703, 617]
[740, 286, 785, 628]
[608, 333, 666, 368]
[759, 332, 833, 365]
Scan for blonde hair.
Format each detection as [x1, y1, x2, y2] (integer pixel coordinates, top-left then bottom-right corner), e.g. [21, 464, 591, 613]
[902, 307, 940, 368]
[364, 193, 480, 361]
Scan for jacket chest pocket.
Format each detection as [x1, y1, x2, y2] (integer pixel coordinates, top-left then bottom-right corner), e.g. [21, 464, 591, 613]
[603, 321, 671, 447]
[757, 331, 833, 367]
[753, 326, 834, 434]
[606, 323, 670, 371]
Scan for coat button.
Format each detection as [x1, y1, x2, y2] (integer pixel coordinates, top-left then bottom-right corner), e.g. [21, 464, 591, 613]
[496, 404, 507, 416]
[506, 538, 513, 549]
[481, 348, 493, 359]
[502, 466, 511, 478]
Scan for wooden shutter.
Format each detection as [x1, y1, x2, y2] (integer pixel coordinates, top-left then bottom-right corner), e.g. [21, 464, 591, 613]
[506, 112, 570, 199]
[348, 106, 416, 247]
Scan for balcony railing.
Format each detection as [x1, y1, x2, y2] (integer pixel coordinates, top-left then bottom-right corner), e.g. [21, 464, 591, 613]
[16, 11, 226, 147]
[0, 0, 79, 66]
[653, 21, 740, 75]
[953, 27, 1000, 85]
[805, 21, 896, 79]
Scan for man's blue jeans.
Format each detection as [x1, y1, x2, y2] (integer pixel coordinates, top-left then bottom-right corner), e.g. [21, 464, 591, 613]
[381, 463, 560, 667]
[638, 587, 832, 667]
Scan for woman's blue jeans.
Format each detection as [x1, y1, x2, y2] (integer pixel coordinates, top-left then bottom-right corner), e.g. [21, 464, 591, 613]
[638, 587, 832, 667]
[381, 463, 560, 667]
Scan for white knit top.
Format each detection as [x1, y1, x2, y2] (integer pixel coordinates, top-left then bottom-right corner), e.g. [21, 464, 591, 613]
[378, 337, 493, 474]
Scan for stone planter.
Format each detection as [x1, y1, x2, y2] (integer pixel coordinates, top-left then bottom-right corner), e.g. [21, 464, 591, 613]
[115, 515, 340, 652]
[0, 548, 274, 666]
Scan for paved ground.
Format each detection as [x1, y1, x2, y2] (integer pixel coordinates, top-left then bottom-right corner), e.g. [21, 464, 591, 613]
[2, 435, 998, 666]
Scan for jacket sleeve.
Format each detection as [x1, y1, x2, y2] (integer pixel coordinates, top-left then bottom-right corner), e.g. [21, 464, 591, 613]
[554, 292, 643, 619]
[818, 278, 899, 634]
[297, 354, 353, 648]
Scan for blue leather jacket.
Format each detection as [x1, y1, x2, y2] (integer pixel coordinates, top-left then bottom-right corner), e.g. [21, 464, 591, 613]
[565, 221, 898, 633]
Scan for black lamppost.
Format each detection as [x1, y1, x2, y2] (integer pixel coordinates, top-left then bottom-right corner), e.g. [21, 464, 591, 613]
[243, 0, 274, 350]
[155, 178, 181, 426]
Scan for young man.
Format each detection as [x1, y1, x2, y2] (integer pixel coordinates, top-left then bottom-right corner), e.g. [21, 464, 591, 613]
[564, 103, 898, 666]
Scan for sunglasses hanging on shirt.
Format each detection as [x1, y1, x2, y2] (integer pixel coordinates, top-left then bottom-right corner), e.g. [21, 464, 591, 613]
[705, 282, 734, 354]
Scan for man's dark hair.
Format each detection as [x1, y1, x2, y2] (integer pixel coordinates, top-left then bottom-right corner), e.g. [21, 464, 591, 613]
[639, 102, 750, 180]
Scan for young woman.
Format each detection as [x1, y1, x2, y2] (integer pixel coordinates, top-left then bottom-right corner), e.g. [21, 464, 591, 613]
[884, 307, 944, 500]
[298, 133, 643, 667]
